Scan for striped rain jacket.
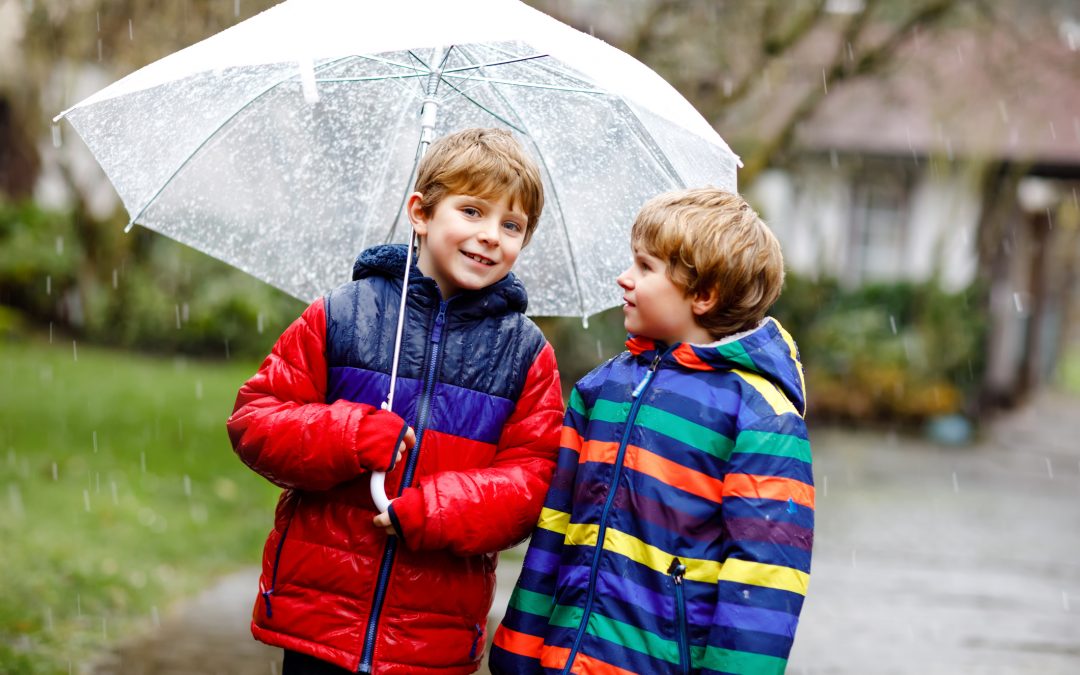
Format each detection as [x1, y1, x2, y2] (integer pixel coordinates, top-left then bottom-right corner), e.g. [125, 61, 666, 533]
[490, 318, 813, 675]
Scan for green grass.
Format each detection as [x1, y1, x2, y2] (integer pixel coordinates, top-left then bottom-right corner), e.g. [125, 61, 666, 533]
[0, 336, 278, 673]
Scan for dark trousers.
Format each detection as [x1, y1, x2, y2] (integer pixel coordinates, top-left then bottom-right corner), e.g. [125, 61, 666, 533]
[282, 650, 356, 675]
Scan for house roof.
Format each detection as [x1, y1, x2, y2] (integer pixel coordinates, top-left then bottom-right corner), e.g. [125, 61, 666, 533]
[791, 23, 1080, 166]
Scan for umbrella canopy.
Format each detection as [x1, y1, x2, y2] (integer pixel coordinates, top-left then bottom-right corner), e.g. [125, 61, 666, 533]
[56, 0, 739, 319]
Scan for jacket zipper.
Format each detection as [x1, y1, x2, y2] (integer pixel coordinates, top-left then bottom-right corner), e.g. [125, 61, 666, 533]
[262, 494, 300, 619]
[668, 557, 690, 675]
[562, 348, 666, 674]
[358, 300, 449, 673]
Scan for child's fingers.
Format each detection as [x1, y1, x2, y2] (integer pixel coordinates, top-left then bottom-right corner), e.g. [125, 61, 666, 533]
[403, 426, 416, 449]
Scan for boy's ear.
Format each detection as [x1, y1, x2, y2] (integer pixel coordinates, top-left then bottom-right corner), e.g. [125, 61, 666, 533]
[406, 192, 428, 236]
[690, 287, 719, 317]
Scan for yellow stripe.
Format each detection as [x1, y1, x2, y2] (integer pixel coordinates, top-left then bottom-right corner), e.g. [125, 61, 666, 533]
[772, 318, 807, 410]
[537, 507, 571, 535]
[565, 524, 721, 584]
[733, 370, 797, 416]
[718, 557, 809, 595]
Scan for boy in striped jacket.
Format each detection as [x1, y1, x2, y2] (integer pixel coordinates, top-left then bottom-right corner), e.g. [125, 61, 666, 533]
[490, 188, 813, 675]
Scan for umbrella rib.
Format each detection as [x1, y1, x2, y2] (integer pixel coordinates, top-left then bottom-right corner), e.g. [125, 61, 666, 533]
[440, 53, 550, 75]
[123, 54, 360, 231]
[480, 42, 598, 90]
[438, 78, 527, 135]
[441, 73, 605, 95]
[455, 44, 589, 318]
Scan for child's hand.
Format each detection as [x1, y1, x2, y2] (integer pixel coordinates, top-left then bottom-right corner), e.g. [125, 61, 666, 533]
[373, 507, 396, 535]
[396, 426, 416, 466]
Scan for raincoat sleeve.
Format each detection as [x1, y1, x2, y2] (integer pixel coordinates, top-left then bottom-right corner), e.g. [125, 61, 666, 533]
[701, 411, 814, 675]
[387, 342, 563, 556]
[226, 300, 409, 491]
[487, 383, 587, 675]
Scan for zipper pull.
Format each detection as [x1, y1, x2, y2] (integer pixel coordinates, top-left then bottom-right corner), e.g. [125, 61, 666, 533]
[430, 302, 448, 343]
[667, 557, 686, 585]
[632, 351, 663, 399]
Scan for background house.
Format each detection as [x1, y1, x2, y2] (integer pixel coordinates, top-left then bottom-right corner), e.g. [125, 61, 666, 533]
[744, 22, 1080, 406]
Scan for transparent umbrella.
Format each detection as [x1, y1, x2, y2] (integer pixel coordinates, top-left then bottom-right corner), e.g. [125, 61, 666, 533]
[55, 0, 740, 509]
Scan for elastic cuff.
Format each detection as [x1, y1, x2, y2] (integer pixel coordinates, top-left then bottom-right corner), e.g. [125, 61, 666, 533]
[387, 502, 405, 542]
[387, 421, 409, 472]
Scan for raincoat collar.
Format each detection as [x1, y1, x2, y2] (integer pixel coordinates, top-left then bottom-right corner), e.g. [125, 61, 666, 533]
[626, 317, 806, 415]
[352, 244, 529, 318]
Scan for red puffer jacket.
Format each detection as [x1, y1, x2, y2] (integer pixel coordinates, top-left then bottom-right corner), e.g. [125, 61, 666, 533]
[227, 245, 564, 674]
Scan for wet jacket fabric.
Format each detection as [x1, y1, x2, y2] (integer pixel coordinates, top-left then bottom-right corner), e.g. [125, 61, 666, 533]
[227, 244, 564, 674]
[490, 318, 813, 675]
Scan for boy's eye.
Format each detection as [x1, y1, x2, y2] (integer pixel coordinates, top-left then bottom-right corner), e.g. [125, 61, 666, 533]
[502, 220, 524, 233]
[462, 206, 480, 217]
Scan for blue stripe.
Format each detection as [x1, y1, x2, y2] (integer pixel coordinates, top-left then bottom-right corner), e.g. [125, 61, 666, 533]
[715, 581, 806, 615]
[326, 366, 513, 444]
[723, 498, 814, 530]
[711, 601, 799, 638]
[728, 452, 812, 483]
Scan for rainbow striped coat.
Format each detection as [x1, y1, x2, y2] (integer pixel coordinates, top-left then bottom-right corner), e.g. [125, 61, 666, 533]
[490, 318, 813, 675]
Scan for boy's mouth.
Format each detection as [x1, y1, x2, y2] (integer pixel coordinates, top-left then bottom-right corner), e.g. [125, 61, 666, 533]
[462, 251, 496, 266]
[623, 297, 636, 308]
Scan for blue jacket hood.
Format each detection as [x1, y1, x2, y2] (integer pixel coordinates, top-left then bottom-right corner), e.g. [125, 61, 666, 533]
[627, 317, 807, 416]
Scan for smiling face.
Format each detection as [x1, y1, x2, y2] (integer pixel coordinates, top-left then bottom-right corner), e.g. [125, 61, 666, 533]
[617, 245, 718, 345]
[409, 191, 527, 298]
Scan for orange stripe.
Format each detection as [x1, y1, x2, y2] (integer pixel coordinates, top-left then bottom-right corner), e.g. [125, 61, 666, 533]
[672, 343, 712, 371]
[578, 439, 619, 465]
[540, 645, 571, 670]
[626, 336, 654, 356]
[561, 425, 583, 452]
[724, 473, 815, 509]
[493, 626, 544, 658]
[624, 445, 725, 502]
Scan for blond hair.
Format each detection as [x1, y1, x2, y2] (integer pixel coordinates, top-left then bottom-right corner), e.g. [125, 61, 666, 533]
[413, 128, 545, 244]
[631, 187, 784, 338]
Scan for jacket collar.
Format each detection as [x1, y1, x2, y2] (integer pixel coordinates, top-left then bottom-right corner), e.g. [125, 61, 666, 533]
[352, 244, 529, 318]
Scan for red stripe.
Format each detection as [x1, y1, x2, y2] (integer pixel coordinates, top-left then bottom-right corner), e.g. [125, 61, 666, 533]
[624, 445, 725, 502]
[492, 626, 544, 659]
[672, 343, 712, 371]
[725, 473, 815, 509]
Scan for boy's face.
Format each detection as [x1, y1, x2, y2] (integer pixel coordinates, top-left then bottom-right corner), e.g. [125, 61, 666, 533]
[617, 245, 716, 345]
[409, 192, 527, 298]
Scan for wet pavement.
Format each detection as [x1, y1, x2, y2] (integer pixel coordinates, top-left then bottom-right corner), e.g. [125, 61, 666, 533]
[87, 392, 1080, 674]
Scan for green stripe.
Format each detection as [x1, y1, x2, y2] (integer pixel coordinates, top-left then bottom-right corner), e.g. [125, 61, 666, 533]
[734, 430, 812, 463]
[568, 388, 586, 416]
[636, 405, 734, 459]
[589, 398, 630, 425]
[549, 603, 584, 630]
[508, 587, 554, 619]
[701, 646, 787, 675]
[551, 604, 709, 669]
[714, 340, 757, 372]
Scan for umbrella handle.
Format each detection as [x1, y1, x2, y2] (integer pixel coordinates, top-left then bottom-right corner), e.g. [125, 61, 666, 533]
[370, 471, 391, 513]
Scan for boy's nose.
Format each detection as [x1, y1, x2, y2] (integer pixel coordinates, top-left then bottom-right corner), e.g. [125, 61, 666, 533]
[616, 270, 633, 289]
[476, 219, 499, 245]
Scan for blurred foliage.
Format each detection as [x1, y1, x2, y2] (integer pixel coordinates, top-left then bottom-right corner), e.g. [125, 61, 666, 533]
[0, 338, 277, 674]
[772, 273, 987, 425]
[0, 200, 304, 359]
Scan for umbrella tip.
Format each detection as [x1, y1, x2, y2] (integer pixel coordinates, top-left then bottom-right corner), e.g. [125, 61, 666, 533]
[124, 220, 136, 233]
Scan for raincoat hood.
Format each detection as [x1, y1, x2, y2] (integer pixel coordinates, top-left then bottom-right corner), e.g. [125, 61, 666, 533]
[627, 317, 807, 416]
[351, 244, 529, 317]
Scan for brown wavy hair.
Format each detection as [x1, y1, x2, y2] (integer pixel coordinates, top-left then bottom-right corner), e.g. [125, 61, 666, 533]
[631, 187, 784, 339]
[413, 128, 545, 244]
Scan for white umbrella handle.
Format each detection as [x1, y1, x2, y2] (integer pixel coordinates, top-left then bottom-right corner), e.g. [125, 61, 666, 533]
[369, 48, 446, 517]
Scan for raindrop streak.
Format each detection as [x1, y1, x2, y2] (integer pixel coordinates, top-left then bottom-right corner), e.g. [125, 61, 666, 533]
[952, 471, 960, 493]
[128, 19, 133, 41]
[595, 340, 602, 361]
[46, 275, 51, 295]
[49, 322, 53, 343]
[112, 268, 118, 289]
[97, 38, 103, 62]
[76, 594, 81, 617]
[175, 305, 182, 330]
[83, 489, 91, 512]
[140, 451, 147, 473]
[1064, 591, 1071, 612]
[822, 475, 828, 497]
[111, 480, 119, 505]
[257, 312, 265, 334]
[1045, 457, 1054, 479]
[195, 380, 204, 400]
[151, 606, 161, 627]
[1013, 293, 1023, 313]
[889, 315, 897, 335]
[51, 462, 58, 480]
[821, 69, 828, 94]
[581, 315, 589, 330]
[51, 124, 62, 148]
[96, 11, 100, 31]
[73, 341, 78, 362]
[235, 0, 241, 17]
[92, 431, 98, 453]
[183, 475, 192, 497]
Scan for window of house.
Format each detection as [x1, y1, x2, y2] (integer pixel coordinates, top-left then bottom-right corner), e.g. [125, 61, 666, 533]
[848, 171, 909, 284]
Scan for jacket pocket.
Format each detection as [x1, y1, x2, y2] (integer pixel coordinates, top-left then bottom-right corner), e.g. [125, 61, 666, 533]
[263, 494, 301, 618]
[668, 557, 690, 675]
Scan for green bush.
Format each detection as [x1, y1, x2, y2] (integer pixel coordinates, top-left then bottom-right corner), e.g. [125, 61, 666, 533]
[0, 201, 304, 359]
[772, 273, 988, 424]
